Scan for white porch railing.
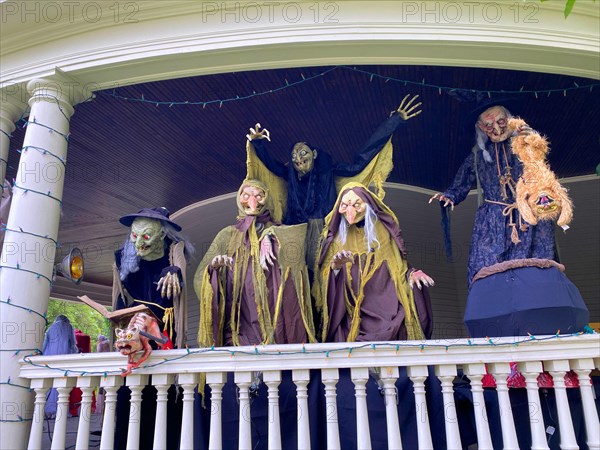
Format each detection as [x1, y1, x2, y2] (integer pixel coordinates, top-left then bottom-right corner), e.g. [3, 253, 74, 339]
[18, 334, 600, 450]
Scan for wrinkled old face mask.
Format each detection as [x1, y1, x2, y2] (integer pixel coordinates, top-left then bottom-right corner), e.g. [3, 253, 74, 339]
[477, 106, 512, 143]
[240, 185, 267, 216]
[291, 143, 317, 176]
[338, 190, 367, 225]
[130, 218, 165, 261]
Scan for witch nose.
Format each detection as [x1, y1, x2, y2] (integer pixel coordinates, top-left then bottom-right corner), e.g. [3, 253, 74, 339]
[248, 195, 257, 210]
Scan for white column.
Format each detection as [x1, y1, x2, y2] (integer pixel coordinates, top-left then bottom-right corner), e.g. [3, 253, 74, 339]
[0, 86, 27, 191]
[544, 360, 578, 450]
[179, 373, 198, 450]
[380, 366, 402, 450]
[51, 378, 76, 450]
[263, 370, 282, 450]
[0, 75, 88, 450]
[465, 363, 493, 450]
[519, 361, 550, 450]
[351, 367, 371, 450]
[321, 368, 341, 450]
[435, 364, 461, 450]
[488, 362, 519, 450]
[153, 374, 174, 450]
[293, 369, 311, 450]
[125, 374, 148, 450]
[99, 376, 121, 450]
[570, 359, 600, 450]
[207, 372, 226, 450]
[27, 378, 52, 450]
[407, 365, 433, 450]
[235, 371, 252, 450]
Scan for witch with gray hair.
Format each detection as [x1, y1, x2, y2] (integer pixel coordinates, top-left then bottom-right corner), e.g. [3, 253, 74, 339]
[112, 207, 194, 349]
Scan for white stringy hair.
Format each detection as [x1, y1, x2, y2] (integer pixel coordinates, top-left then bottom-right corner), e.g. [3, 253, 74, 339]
[475, 106, 513, 164]
[119, 222, 195, 281]
[337, 204, 380, 252]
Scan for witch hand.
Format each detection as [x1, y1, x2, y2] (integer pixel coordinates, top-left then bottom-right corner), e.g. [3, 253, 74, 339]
[395, 94, 423, 120]
[211, 255, 233, 270]
[246, 123, 271, 142]
[157, 271, 181, 299]
[331, 250, 354, 270]
[428, 192, 454, 210]
[409, 270, 435, 290]
[260, 235, 276, 270]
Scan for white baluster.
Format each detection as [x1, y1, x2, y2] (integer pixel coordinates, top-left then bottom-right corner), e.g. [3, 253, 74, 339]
[570, 359, 600, 450]
[263, 371, 282, 450]
[293, 369, 311, 450]
[99, 376, 121, 450]
[179, 373, 198, 450]
[351, 367, 371, 450]
[545, 360, 578, 450]
[76, 376, 100, 450]
[407, 365, 433, 449]
[152, 374, 173, 450]
[125, 374, 148, 450]
[235, 371, 252, 450]
[51, 377, 76, 450]
[207, 372, 226, 450]
[380, 367, 402, 450]
[27, 378, 51, 450]
[435, 364, 462, 450]
[519, 361, 549, 450]
[464, 364, 493, 450]
[321, 368, 341, 450]
[488, 363, 519, 450]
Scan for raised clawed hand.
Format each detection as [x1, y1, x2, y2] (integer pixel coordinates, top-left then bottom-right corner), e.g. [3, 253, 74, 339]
[409, 269, 435, 290]
[259, 234, 276, 270]
[428, 192, 454, 210]
[157, 271, 181, 299]
[395, 94, 423, 120]
[211, 255, 234, 270]
[331, 250, 354, 270]
[246, 123, 271, 142]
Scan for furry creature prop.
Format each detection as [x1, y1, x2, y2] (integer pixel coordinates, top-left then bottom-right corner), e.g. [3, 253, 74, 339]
[509, 118, 573, 228]
[115, 312, 164, 376]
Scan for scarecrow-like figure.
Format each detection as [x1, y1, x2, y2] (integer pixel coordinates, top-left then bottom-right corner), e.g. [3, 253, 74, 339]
[195, 179, 316, 348]
[113, 207, 193, 349]
[429, 105, 555, 284]
[314, 182, 433, 343]
[247, 95, 422, 270]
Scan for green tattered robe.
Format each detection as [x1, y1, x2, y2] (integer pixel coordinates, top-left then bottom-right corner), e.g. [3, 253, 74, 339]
[195, 182, 316, 348]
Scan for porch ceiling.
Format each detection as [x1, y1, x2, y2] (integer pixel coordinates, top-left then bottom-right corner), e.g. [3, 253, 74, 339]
[6, 64, 600, 290]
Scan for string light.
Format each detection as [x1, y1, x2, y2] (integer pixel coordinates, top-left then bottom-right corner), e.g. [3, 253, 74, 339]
[0, 129, 13, 139]
[22, 117, 70, 141]
[98, 66, 600, 108]
[17, 331, 595, 378]
[0, 265, 54, 286]
[1, 226, 61, 248]
[1, 298, 49, 324]
[18, 145, 67, 167]
[12, 182, 62, 206]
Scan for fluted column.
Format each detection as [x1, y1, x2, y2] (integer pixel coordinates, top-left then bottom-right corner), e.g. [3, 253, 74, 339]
[0, 74, 89, 450]
[0, 86, 27, 191]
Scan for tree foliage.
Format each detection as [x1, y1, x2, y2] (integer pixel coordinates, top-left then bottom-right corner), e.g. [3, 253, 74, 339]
[46, 299, 111, 352]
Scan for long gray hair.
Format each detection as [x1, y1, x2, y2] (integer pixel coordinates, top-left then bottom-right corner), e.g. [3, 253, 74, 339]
[119, 222, 195, 281]
[336, 204, 380, 252]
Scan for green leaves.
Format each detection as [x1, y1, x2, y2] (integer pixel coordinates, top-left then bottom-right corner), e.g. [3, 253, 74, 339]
[540, 0, 595, 18]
